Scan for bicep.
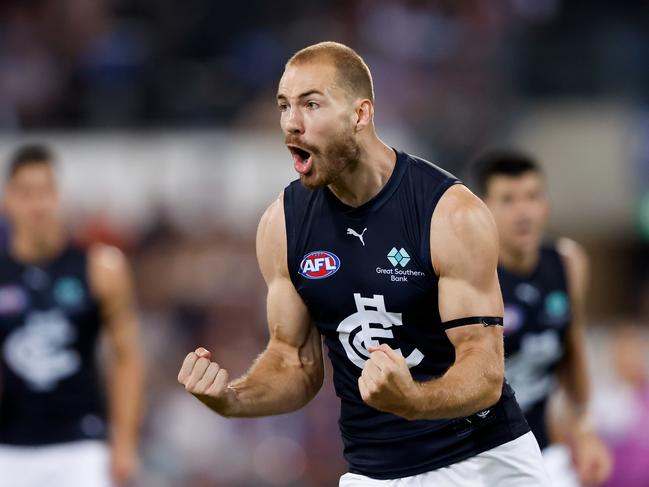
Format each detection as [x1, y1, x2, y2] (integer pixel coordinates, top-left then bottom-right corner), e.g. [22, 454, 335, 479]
[559, 238, 589, 328]
[104, 307, 140, 357]
[432, 186, 503, 322]
[437, 273, 502, 323]
[557, 239, 590, 373]
[90, 247, 140, 355]
[102, 270, 137, 327]
[257, 196, 322, 365]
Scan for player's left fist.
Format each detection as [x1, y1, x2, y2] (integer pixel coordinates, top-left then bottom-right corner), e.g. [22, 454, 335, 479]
[573, 430, 613, 486]
[110, 442, 139, 485]
[358, 343, 420, 420]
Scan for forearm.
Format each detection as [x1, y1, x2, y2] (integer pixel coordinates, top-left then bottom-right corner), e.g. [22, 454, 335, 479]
[410, 350, 503, 420]
[559, 346, 590, 409]
[108, 354, 144, 449]
[561, 374, 590, 422]
[560, 364, 593, 436]
[222, 345, 323, 418]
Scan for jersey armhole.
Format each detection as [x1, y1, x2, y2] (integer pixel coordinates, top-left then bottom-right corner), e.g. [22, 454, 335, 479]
[282, 186, 299, 288]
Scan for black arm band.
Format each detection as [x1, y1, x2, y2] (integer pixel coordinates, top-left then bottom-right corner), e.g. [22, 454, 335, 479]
[441, 316, 504, 330]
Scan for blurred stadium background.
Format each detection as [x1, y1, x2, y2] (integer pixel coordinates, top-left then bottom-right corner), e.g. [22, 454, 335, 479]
[2, 0, 649, 486]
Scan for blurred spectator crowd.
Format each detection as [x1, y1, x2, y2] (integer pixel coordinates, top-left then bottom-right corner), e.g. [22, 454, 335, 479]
[1, 0, 649, 167]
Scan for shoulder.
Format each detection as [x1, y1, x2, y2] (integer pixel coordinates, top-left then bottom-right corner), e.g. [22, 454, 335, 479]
[556, 237, 589, 291]
[556, 238, 588, 270]
[87, 244, 132, 295]
[432, 185, 497, 242]
[431, 185, 498, 273]
[88, 244, 129, 274]
[256, 193, 288, 281]
[257, 193, 286, 248]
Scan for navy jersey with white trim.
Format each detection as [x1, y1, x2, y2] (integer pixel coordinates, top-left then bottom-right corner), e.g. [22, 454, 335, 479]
[0, 245, 106, 446]
[284, 149, 529, 479]
[500, 244, 571, 450]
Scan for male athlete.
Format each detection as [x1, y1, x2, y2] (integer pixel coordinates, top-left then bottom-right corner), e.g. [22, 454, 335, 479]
[179, 42, 550, 485]
[0, 144, 143, 487]
[474, 150, 612, 486]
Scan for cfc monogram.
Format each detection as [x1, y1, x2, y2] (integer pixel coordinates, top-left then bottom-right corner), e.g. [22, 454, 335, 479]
[337, 293, 424, 369]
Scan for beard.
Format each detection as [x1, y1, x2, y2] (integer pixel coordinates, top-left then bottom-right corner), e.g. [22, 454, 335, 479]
[287, 129, 361, 190]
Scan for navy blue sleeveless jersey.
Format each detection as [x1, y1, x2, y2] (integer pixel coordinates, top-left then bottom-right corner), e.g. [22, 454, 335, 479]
[284, 150, 529, 479]
[500, 244, 571, 450]
[0, 245, 107, 445]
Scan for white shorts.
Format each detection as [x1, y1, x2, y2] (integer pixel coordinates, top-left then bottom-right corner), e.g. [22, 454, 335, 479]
[542, 443, 580, 487]
[0, 440, 111, 487]
[339, 431, 551, 486]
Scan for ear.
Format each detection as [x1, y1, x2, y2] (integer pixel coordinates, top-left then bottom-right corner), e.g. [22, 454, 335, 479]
[353, 99, 373, 133]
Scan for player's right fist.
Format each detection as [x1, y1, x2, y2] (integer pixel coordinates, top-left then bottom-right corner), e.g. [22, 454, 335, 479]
[177, 347, 233, 415]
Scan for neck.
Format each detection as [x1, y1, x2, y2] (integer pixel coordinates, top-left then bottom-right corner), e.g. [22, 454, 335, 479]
[498, 244, 540, 274]
[11, 225, 67, 263]
[327, 136, 396, 208]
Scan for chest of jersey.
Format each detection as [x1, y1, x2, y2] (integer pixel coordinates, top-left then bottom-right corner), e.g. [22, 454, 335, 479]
[292, 197, 446, 372]
[0, 251, 101, 393]
[500, 247, 571, 410]
[500, 268, 571, 349]
[295, 201, 436, 319]
[285, 153, 462, 381]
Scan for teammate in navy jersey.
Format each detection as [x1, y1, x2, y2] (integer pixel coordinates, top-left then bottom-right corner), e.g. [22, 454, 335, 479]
[178, 42, 550, 486]
[475, 150, 612, 486]
[0, 145, 143, 487]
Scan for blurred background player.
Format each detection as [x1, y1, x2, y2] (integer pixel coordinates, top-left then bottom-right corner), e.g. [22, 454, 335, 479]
[0, 144, 144, 487]
[474, 150, 612, 486]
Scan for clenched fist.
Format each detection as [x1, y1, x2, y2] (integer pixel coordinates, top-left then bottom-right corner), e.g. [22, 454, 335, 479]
[177, 347, 235, 416]
[358, 344, 421, 420]
[573, 430, 613, 486]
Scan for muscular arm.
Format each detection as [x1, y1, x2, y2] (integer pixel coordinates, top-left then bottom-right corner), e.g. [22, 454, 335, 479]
[89, 245, 144, 482]
[178, 195, 324, 418]
[413, 185, 504, 419]
[555, 238, 591, 420]
[553, 240, 612, 484]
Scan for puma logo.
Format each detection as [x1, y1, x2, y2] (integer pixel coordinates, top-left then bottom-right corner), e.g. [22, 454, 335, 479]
[347, 227, 367, 246]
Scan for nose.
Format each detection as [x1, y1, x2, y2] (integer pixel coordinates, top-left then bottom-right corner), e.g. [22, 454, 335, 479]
[282, 107, 304, 136]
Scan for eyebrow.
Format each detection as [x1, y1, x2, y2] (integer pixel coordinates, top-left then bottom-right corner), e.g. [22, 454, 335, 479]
[276, 89, 325, 101]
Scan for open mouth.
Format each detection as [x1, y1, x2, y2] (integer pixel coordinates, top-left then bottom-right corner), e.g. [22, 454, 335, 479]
[288, 145, 313, 175]
[514, 221, 534, 237]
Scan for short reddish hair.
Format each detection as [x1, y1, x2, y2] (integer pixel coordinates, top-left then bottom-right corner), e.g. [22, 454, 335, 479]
[287, 41, 374, 102]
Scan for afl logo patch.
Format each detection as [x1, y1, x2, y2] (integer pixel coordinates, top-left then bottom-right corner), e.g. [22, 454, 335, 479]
[299, 251, 340, 280]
